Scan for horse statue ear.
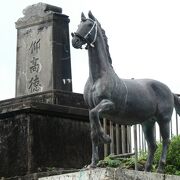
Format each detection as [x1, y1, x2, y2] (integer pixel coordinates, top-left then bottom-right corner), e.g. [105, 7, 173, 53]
[81, 12, 86, 21]
[88, 11, 96, 21]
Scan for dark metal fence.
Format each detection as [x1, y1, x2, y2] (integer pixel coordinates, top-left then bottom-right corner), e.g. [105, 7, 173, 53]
[103, 118, 132, 157]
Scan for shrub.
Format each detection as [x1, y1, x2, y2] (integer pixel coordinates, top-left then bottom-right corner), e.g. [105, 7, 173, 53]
[154, 135, 180, 175]
[166, 135, 180, 168]
[98, 135, 180, 176]
[97, 155, 122, 168]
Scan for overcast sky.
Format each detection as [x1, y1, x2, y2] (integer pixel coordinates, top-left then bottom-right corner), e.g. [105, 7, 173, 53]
[0, 0, 180, 100]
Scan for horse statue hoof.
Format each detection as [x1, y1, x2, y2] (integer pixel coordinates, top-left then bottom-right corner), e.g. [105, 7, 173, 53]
[103, 134, 111, 144]
[157, 161, 165, 173]
[157, 168, 164, 174]
[99, 133, 111, 144]
[87, 163, 97, 169]
[157, 170, 164, 174]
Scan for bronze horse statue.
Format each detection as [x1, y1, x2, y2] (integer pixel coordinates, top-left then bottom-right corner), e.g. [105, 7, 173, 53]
[72, 11, 180, 173]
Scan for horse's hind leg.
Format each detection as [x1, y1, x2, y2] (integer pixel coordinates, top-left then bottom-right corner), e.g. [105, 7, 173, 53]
[142, 120, 157, 172]
[157, 119, 170, 173]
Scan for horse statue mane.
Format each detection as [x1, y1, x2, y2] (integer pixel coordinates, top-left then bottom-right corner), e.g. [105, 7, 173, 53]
[96, 19, 112, 65]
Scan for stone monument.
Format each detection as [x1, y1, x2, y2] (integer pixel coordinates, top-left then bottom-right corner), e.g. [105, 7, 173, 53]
[0, 3, 92, 178]
[16, 3, 72, 96]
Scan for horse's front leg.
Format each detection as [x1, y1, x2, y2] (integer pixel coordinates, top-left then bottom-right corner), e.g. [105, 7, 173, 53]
[90, 137, 99, 168]
[90, 99, 115, 144]
[89, 99, 115, 167]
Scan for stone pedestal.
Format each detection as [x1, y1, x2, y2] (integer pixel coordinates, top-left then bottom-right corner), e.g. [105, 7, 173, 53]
[0, 91, 91, 178]
[15, 3, 72, 96]
[39, 168, 179, 180]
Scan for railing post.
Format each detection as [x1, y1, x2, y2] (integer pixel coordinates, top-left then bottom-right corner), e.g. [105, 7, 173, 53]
[134, 125, 138, 171]
[138, 124, 141, 153]
[154, 123, 156, 142]
[141, 126, 145, 152]
[121, 125, 126, 154]
[127, 125, 131, 153]
[103, 118, 108, 157]
[159, 126, 162, 142]
[170, 119, 173, 138]
[176, 112, 179, 136]
[116, 124, 120, 154]
[110, 121, 114, 154]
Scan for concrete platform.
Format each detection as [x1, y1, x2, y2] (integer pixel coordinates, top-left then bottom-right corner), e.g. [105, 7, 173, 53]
[39, 168, 180, 180]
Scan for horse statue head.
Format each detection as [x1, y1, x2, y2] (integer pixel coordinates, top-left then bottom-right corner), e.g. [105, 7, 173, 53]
[72, 11, 112, 67]
[72, 11, 97, 49]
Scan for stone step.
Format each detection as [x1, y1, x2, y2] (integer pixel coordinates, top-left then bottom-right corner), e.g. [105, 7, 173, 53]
[39, 168, 180, 180]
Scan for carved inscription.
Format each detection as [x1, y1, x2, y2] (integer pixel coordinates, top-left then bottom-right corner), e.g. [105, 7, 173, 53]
[30, 57, 40, 73]
[28, 75, 42, 93]
[28, 38, 42, 93]
[29, 39, 40, 54]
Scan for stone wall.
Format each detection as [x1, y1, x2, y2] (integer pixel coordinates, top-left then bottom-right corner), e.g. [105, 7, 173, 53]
[0, 92, 91, 178]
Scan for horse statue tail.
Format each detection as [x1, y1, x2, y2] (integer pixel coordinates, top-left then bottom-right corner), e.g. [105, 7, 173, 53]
[174, 94, 180, 115]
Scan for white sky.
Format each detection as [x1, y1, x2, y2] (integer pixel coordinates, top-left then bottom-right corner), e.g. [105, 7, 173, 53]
[0, 0, 180, 100]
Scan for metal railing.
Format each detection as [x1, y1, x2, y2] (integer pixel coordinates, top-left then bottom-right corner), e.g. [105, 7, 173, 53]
[103, 118, 132, 157]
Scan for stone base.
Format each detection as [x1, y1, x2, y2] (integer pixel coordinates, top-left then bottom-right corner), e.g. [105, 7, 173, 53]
[0, 169, 78, 180]
[0, 91, 91, 178]
[1, 90, 87, 108]
[39, 168, 180, 180]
